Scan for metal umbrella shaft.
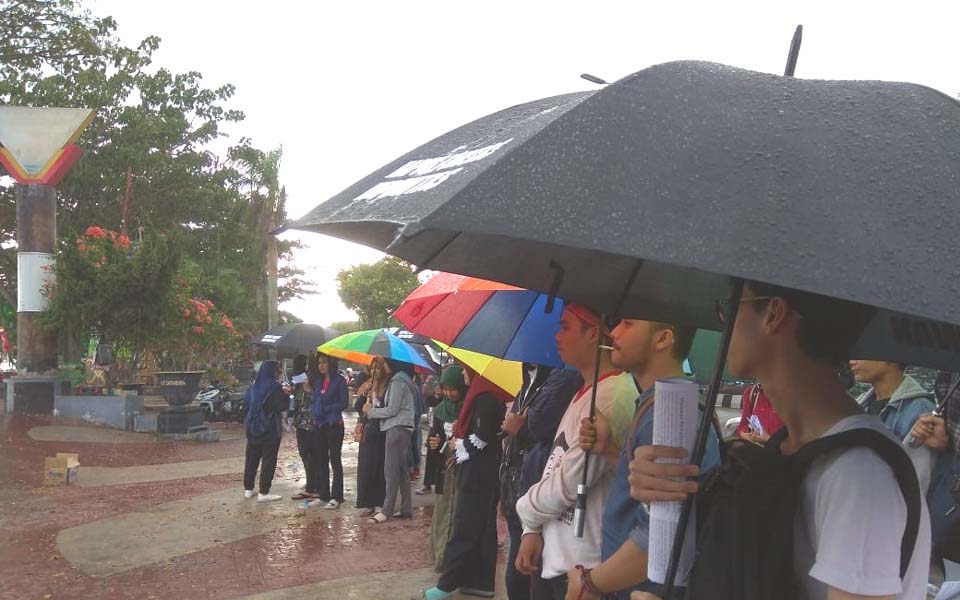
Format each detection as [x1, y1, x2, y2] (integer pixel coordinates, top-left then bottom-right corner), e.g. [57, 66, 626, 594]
[661, 284, 742, 597]
[663, 28, 802, 595]
[574, 314, 606, 538]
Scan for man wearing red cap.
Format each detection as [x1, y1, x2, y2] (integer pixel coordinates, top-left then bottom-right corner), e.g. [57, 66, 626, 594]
[514, 304, 637, 599]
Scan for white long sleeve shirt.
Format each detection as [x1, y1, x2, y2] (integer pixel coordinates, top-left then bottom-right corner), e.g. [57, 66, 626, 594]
[515, 371, 637, 579]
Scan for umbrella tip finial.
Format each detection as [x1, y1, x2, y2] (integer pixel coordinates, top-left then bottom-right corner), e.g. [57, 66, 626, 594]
[581, 73, 608, 85]
[784, 24, 803, 77]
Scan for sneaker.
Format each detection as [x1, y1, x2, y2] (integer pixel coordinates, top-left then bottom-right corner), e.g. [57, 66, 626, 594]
[244, 489, 256, 499]
[414, 486, 432, 495]
[324, 499, 342, 510]
[460, 588, 495, 598]
[416, 587, 451, 600]
[257, 493, 281, 502]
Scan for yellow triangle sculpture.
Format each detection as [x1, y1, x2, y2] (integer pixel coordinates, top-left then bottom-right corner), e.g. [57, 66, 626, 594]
[0, 107, 95, 185]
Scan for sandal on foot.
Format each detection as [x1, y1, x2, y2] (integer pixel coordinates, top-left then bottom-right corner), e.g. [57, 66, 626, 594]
[366, 512, 387, 524]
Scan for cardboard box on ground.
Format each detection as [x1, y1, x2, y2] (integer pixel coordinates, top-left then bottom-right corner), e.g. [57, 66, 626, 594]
[44, 453, 79, 485]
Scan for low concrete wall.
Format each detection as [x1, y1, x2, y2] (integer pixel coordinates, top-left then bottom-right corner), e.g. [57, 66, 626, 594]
[6, 376, 63, 414]
[55, 395, 145, 431]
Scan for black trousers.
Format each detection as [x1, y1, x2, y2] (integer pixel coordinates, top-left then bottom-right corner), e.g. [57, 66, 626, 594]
[296, 428, 323, 495]
[505, 511, 531, 600]
[423, 417, 445, 491]
[243, 440, 280, 494]
[437, 487, 499, 593]
[317, 422, 345, 502]
[535, 574, 567, 600]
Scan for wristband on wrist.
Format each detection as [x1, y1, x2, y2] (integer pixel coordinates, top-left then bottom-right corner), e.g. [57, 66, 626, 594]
[575, 564, 601, 598]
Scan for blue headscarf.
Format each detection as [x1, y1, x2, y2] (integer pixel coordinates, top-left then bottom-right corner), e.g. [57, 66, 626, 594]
[246, 360, 282, 414]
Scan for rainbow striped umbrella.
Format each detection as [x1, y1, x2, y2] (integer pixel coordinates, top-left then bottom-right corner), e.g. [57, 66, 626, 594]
[433, 340, 522, 396]
[317, 328, 434, 370]
[394, 272, 565, 367]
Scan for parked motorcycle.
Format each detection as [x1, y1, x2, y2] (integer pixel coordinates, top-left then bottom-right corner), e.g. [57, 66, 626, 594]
[196, 382, 245, 423]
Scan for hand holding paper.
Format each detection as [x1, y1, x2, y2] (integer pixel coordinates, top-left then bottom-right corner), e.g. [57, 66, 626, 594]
[647, 378, 700, 586]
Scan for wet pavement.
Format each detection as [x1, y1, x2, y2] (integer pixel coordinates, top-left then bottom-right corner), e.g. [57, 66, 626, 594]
[0, 412, 503, 599]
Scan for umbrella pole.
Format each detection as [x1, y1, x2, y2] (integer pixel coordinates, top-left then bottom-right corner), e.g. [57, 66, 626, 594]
[661, 281, 743, 598]
[574, 313, 606, 538]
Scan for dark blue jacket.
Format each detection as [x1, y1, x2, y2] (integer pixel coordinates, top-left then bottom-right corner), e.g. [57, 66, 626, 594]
[312, 374, 349, 427]
[519, 369, 583, 493]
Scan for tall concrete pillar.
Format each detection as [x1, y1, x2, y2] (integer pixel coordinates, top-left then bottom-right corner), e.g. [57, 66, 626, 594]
[16, 184, 58, 373]
[0, 106, 95, 375]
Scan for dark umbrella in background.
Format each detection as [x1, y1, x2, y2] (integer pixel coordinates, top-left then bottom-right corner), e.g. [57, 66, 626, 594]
[386, 327, 443, 367]
[256, 323, 338, 356]
[285, 39, 960, 596]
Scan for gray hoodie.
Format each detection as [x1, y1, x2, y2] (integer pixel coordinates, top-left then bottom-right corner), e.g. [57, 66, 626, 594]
[368, 371, 417, 431]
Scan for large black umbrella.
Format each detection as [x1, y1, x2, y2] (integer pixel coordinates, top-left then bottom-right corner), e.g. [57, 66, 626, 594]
[256, 323, 337, 356]
[286, 59, 960, 596]
[286, 60, 960, 371]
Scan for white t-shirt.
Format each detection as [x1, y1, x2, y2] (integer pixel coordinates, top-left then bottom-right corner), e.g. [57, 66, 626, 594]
[515, 371, 637, 579]
[794, 414, 931, 600]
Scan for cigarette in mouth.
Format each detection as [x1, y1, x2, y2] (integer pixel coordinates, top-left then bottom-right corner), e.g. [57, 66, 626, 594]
[598, 345, 614, 351]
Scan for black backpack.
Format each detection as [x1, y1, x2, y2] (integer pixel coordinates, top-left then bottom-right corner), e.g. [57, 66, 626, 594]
[683, 427, 922, 600]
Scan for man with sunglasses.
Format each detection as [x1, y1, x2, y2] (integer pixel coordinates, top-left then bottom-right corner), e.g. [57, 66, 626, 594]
[628, 282, 930, 600]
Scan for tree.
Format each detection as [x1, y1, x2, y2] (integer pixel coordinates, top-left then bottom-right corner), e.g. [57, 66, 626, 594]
[0, 0, 315, 365]
[336, 258, 420, 329]
[328, 320, 361, 334]
[42, 225, 180, 375]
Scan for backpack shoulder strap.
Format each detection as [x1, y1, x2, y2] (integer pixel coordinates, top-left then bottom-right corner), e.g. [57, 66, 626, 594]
[794, 428, 921, 579]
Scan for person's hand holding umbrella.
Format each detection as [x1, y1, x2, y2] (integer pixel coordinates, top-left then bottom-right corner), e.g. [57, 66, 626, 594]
[501, 410, 527, 436]
[579, 412, 618, 466]
[910, 413, 949, 452]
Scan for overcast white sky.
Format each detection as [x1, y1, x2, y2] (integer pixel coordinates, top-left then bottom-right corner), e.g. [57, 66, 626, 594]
[89, 0, 960, 325]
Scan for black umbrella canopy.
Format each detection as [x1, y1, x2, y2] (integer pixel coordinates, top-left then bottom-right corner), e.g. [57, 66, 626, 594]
[288, 61, 960, 370]
[257, 323, 337, 356]
[387, 327, 442, 366]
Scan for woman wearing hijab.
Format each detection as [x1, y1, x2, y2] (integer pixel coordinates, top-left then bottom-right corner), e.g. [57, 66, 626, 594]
[354, 356, 389, 516]
[427, 365, 468, 570]
[308, 352, 349, 509]
[418, 374, 446, 496]
[243, 360, 288, 502]
[363, 358, 418, 523]
[422, 366, 510, 600]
